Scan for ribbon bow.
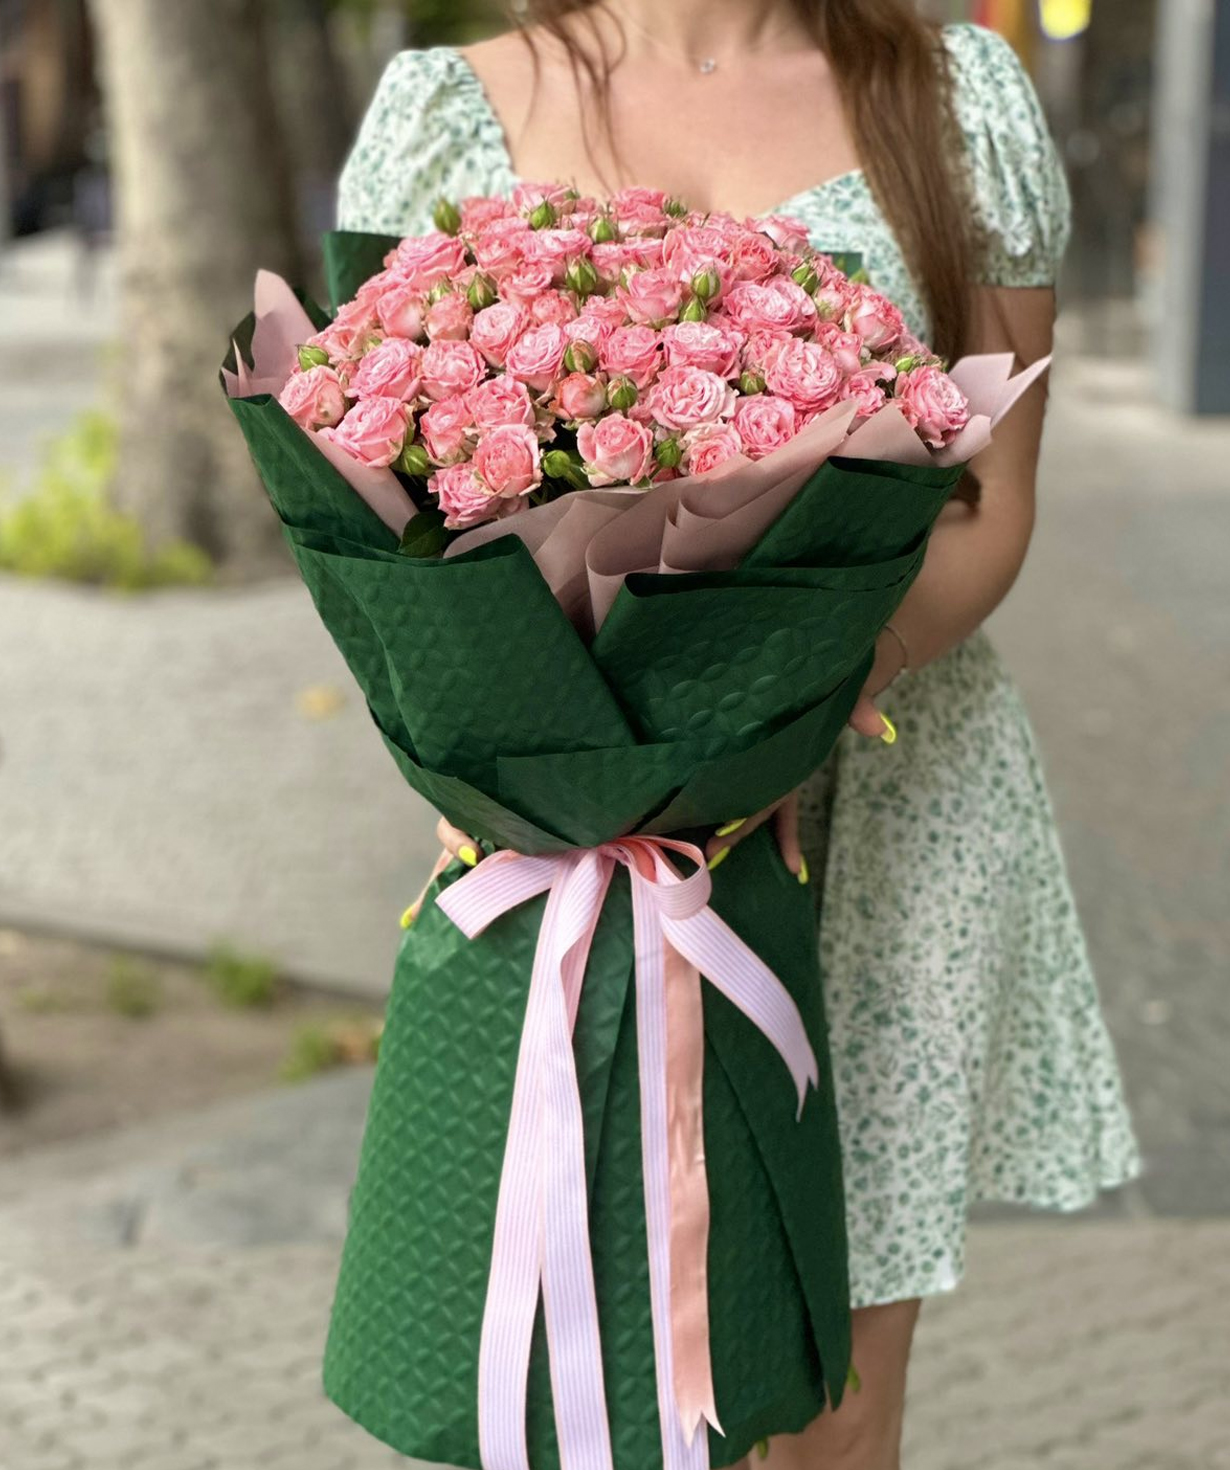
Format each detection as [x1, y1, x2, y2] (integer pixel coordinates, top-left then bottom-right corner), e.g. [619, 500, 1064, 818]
[436, 836, 819, 1470]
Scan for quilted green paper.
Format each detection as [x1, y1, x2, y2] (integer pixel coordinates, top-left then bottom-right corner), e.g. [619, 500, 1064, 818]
[223, 240, 963, 1469]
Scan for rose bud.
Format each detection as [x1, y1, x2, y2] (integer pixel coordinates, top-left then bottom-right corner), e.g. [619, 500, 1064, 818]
[663, 197, 688, 218]
[466, 272, 498, 311]
[607, 375, 639, 411]
[427, 279, 454, 305]
[589, 215, 618, 244]
[691, 267, 721, 302]
[396, 441, 433, 477]
[542, 447, 590, 488]
[529, 199, 557, 230]
[432, 197, 462, 235]
[654, 436, 683, 469]
[297, 343, 331, 371]
[563, 339, 597, 374]
[680, 297, 708, 323]
[565, 257, 600, 297]
[791, 261, 821, 294]
[739, 369, 767, 396]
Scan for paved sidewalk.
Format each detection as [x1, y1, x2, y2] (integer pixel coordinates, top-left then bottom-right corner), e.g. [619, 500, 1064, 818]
[2, 1071, 1226, 1470]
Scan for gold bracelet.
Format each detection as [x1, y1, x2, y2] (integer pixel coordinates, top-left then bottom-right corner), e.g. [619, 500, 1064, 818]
[881, 621, 910, 680]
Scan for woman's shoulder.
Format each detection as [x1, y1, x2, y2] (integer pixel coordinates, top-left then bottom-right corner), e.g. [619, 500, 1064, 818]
[336, 45, 512, 235]
[939, 23, 1072, 287]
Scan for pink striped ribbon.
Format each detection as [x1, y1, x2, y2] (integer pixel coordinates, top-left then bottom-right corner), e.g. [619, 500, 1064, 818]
[435, 837, 819, 1470]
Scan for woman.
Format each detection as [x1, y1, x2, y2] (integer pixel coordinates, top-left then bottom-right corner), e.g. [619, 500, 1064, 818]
[337, 4, 1139, 1466]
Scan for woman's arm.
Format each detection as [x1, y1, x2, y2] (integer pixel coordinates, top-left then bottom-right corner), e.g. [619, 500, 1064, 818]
[850, 284, 1058, 723]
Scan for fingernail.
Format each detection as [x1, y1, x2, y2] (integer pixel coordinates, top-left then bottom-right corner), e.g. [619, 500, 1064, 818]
[399, 905, 416, 930]
[715, 818, 746, 838]
[797, 856, 810, 886]
[879, 714, 897, 745]
[458, 845, 479, 868]
[707, 846, 730, 872]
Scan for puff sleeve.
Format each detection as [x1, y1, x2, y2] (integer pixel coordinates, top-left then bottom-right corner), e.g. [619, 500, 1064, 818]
[337, 49, 514, 237]
[943, 24, 1072, 287]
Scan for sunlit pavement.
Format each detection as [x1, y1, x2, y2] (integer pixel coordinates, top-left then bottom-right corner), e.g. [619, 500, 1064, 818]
[0, 1070, 1227, 1470]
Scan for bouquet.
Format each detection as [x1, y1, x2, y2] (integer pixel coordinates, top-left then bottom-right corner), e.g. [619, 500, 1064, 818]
[221, 185, 1048, 1470]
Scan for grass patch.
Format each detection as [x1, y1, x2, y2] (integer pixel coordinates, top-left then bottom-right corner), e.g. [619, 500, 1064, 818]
[279, 1017, 382, 1083]
[204, 944, 279, 1009]
[0, 411, 212, 589]
[105, 957, 162, 1019]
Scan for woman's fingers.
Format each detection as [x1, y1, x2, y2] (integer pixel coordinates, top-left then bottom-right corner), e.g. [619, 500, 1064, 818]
[400, 845, 456, 928]
[435, 816, 480, 866]
[848, 693, 898, 744]
[704, 807, 772, 866]
[773, 790, 804, 878]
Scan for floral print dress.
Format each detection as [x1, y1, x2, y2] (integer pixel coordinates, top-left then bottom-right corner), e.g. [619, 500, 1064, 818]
[336, 22, 1140, 1309]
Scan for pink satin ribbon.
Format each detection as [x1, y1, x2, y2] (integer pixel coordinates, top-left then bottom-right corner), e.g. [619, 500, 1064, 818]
[435, 836, 819, 1470]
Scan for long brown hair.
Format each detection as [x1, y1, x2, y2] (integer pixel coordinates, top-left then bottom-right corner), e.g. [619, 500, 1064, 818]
[511, 0, 977, 362]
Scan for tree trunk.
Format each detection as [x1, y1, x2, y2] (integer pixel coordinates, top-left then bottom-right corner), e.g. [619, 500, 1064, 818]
[89, 0, 301, 573]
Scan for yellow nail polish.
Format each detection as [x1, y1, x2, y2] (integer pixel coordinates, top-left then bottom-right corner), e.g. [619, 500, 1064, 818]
[458, 844, 479, 868]
[879, 714, 897, 746]
[707, 846, 731, 872]
[715, 818, 746, 838]
[797, 856, 810, 886]
[399, 905, 416, 930]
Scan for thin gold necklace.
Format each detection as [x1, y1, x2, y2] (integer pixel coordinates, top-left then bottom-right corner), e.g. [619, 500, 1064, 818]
[604, 0, 798, 75]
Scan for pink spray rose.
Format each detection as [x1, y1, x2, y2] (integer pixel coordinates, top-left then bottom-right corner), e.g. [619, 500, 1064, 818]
[731, 393, 799, 459]
[552, 372, 608, 421]
[576, 413, 655, 486]
[846, 285, 905, 352]
[661, 319, 744, 377]
[724, 229, 780, 284]
[419, 394, 476, 465]
[504, 322, 569, 391]
[467, 376, 537, 433]
[424, 293, 475, 342]
[319, 395, 409, 467]
[599, 325, 662, 388]
[472, 217, 531, 277]
[723, 278, 817, 336]
[432, 463, 498, 530]
[375, 282, 428, 341]
[894, 365, 971, 448]
[813, 321, 867, 375]
[617, 268, 685, 326]
[841, 366, 892, 419]
[753, 214, 812, 253]
[470, 301, 530, 367]
[529, 290, 579, 326]
[471, 425, 543, 499]
[499, 261, 558, 307]
[460, 195, 515, 232]
[389, 232, 468, 290]
[762, 338, 844, 416]
[648, 365, 738, 432]
[348, 337, 423, 402]
[279, 366, 348, 431]
[420, 339, 486, 401]
[684, 422, 744, 475]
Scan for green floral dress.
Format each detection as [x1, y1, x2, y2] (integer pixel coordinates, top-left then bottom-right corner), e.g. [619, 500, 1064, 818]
[337, 22, 1139, 1309]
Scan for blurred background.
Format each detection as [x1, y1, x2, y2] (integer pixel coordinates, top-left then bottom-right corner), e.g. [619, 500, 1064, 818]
[0, 2, 1227, 1468]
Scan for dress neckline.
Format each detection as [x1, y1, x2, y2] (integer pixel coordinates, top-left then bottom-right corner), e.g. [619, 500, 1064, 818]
[440, 45, 868, 222]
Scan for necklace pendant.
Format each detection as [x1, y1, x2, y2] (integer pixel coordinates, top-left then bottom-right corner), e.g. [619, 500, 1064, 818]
[698, 57, 717, 74]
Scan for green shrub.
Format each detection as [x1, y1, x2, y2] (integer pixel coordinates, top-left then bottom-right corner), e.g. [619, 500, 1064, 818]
[204, 944, 279, 1008]
[105, 956, 162, 1018]
[0, 411, 212, 589]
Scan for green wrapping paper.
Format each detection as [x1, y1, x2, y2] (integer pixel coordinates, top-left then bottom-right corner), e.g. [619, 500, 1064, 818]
[222, 242, 963, 1468]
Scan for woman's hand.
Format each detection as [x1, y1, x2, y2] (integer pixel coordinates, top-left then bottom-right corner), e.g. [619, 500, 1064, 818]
[846, 628, 906, 742]
[703, 788, 806, 879]
[401, 817, 481, 927]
